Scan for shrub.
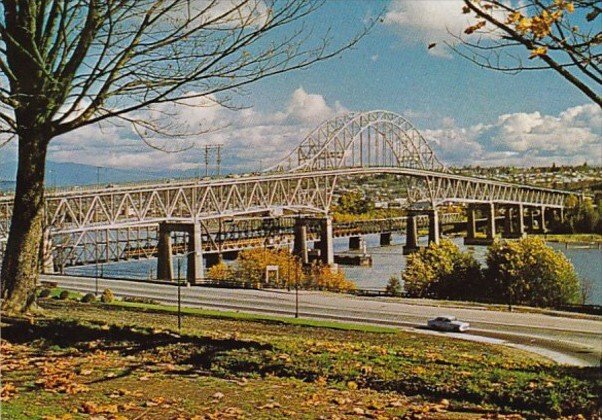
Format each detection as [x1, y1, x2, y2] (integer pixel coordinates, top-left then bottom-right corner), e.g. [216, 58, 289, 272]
[206, 261, 233, 282]
[122, 296, 158, 304]
[100, 289, 115, 303]
[81, 293, 96, 303]
[236, 248, 305, 288]
[38, 288, 52, 299]
[484, 236, 581, 308]
[58, 290, 70, 300]
[309, 264, 356, 292]
[385, 276, 403, 297]
[402, 239, 482, 299]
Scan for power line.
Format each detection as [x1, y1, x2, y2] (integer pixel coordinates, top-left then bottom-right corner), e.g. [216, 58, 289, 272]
[203, 144, 223, 177]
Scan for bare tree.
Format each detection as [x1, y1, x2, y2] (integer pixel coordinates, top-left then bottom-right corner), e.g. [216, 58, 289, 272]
[450, 0, 601, 106]
[0, 0, 376, 313]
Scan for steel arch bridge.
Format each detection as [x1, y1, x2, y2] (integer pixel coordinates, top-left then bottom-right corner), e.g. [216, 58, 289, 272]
[0, 110, 574, 268]
[269, 110, 445, 172]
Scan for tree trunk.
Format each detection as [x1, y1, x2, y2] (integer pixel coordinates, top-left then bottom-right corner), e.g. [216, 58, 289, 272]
[1, 133, 48, 314]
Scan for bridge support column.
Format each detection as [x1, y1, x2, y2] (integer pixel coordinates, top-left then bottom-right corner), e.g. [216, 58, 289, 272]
[503, 207, 513, 238]
[465, 204, 477, 240]
[186, 224, 203, 283]
[157, 222, 203, 283]
[380, 232, 392, 246]
[403, 212, 420, 255]
[349, 236, 362, 251]
[293, 219, 309, 264]
[559, 207, 565, 223]
[427, 209, 440, 245]
[318, 216, 334, 266]
[538, 206, 548, 234]
[485, 203, 496, 241]
[527, 207, 536, 233]
[157, 223, 174, 281]
[40, 227, 55, 274]
[516, 204, 526, 237]
[465, 204, 496, 245]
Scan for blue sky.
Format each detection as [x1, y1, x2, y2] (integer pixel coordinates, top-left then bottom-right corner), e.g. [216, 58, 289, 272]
[1, 0, 600, 175]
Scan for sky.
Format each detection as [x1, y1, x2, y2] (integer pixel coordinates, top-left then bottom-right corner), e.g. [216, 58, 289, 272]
[1, 0, 601, 176]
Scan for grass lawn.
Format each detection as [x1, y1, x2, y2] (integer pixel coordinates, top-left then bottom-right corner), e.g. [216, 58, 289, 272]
[1, 299, 600, 419]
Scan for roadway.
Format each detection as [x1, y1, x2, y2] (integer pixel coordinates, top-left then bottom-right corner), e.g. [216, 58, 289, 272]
[43, 274, 602, 367]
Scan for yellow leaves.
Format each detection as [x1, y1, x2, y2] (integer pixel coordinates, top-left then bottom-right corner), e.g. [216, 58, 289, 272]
[80, 401, 118, 415]
[347, 380, 358, 390]
[565, 2, 575, 13]
[1, 382, 17, 401]
[258, 402, 281, 409]
[510, 1, 573, 39]
[529, 46, 548, 59]
[516, 17, 533, 33]
[464, 20, 486, 35]
[207, 261, 233, 281]
[506, 11, 523, 24]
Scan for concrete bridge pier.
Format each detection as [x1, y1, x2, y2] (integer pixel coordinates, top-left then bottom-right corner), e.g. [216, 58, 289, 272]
[539, 206, 548, 233]
[293, 219, 309, 264]
[465, 203, 496, 245]
[503, 206, 514, 238]
[403, 212, 420, 255]
[349, 236, 362, 251]
[157, 224, 174, 281]
[527, 207, 536, 233]
[516, 204, 526, 237]
[157, 222, 204, 283]
[318, 216, 334, 266]
[380, 232, 392, 246]
[465, 204, 477, 241]
[485, 203, 496, 242]
[427, 209, 440, 245]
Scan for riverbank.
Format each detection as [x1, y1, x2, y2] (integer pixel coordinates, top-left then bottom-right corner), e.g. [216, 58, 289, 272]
[2, 300, 600, 419]
[539, 233, 602, 245]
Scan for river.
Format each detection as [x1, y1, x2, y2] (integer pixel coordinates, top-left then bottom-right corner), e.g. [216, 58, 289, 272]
[65, 234, 602, 305]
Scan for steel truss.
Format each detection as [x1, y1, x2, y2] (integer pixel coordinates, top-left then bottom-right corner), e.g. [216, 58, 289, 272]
[0, 110, 575, 267]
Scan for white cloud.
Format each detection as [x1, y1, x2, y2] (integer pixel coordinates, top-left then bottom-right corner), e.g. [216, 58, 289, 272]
[45, 88, 346, 173]
[425, 104, 602, 166]
[383, 0, 503, 58]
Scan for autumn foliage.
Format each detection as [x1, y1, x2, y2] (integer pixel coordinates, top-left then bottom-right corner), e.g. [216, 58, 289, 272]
[402, 237, 582, 308]
[210, 248, 356, 292]
[402, 240, 482, 300]
[484, 236, 581, 308]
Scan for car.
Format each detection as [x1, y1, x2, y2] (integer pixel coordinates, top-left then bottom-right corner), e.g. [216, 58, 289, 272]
[427, 315, 470, 332]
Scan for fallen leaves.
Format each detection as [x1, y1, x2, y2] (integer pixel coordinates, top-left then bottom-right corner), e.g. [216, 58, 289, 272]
[1, 382, 18, 401]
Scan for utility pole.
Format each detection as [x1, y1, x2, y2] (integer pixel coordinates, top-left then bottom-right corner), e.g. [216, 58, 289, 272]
[203, 144, 223, 177]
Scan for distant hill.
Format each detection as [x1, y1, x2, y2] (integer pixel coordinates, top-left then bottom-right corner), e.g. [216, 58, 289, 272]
[0, 161, 176, 190]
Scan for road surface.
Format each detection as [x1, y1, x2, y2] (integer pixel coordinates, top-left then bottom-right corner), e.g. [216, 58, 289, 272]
[42, 274, 602, 367]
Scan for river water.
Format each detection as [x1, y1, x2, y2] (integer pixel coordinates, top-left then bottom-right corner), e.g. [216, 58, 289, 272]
[65, 234, 601, 305]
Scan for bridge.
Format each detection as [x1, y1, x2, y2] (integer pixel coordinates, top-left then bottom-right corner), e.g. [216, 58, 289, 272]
[0, 110, 574, 281]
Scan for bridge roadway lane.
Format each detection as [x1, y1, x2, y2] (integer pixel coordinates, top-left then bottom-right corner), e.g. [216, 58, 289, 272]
[44, 275, 601, 367]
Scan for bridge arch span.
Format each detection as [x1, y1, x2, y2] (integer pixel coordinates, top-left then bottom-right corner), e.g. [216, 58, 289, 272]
[268, 110, 445, 173]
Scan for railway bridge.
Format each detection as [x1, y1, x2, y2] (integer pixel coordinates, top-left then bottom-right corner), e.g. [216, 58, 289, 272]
[0, 110, 574, 282]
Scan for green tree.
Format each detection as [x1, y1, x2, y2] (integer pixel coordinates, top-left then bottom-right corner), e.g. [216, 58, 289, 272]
[385, 275, 403, 297]
[337, 191, 374, 215]
[484, 237, 581, 309]
[402, 239, 482, 300]
[553, 198, 601, 234]
[0, 1, 375, 313]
